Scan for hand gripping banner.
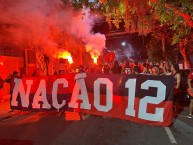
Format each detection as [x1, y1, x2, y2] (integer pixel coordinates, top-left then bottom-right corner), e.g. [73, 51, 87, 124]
[11, 73, 174, 126]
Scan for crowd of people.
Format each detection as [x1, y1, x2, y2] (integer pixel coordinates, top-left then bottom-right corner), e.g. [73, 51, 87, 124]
[58, 59, 193, 119]
[77, 60, 177, 76]
[0, 59, 193, 118]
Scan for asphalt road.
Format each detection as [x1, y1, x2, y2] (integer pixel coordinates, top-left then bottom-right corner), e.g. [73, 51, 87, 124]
[0, 108, 193, 145]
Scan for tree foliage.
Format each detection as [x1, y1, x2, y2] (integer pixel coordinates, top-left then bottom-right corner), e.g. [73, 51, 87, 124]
[61, 0, 193, 63]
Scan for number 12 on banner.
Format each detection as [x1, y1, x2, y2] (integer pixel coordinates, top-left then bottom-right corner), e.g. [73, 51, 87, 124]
[125, 79, 166, 122]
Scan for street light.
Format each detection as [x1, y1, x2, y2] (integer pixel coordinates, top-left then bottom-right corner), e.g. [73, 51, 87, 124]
[121, 42, 126, 47]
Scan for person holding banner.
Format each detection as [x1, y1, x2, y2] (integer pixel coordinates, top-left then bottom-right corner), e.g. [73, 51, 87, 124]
[132, 61, 141, 74]
[187, 70, 193, 118]
[171, 64, 181, 114]
[151, 65, 160, 75]
[103, 63, 110, 74]
[122, 62, 132, 74]
[5, 71, 20, 112]
[163, 63, 181, 114]
[111, 61, 122, 74]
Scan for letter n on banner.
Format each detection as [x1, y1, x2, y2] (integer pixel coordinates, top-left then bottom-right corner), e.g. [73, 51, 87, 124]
[12, 78, 32, 108]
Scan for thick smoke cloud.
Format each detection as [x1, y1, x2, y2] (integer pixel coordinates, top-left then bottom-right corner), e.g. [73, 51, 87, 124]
[0, 0, 106, 58]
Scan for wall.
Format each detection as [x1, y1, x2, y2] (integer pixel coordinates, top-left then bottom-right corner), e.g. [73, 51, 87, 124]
[0, 56, 24, 99]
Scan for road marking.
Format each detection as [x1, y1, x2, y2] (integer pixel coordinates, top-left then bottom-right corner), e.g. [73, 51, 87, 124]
[164, 127, 177, 144]
[178, 114, 189, 118]
[172, 119, 193, 142]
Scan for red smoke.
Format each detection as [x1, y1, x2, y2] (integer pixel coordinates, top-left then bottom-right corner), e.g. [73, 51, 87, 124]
[0, 0, 106, 61]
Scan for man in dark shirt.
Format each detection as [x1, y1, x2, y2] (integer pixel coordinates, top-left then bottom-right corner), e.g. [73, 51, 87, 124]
[132, 61, 141, 74]
[5, 71, 19, 112]
[111, 61, 122, 74]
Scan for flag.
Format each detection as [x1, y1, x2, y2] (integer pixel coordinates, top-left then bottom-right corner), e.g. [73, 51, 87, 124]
[36, 52, 46, 74]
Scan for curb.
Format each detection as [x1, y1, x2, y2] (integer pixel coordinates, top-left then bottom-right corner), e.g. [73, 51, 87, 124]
[0, 111, 23, 121]
[0, 115, 12, 121]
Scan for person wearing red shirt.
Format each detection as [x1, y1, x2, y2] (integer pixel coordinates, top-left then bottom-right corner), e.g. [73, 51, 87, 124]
[187, 70, 193, 118]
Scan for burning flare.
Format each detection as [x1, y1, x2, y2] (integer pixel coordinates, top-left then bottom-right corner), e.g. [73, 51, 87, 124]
[91, 55, 98, 64]
[86, 45, 100, 65]
[58, 51, 73, 64]
[93, 57, 97, 64]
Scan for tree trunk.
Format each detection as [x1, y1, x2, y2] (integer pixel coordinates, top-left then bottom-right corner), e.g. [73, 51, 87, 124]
[161, 32, 165, 56]
[180, 45, 192, 69]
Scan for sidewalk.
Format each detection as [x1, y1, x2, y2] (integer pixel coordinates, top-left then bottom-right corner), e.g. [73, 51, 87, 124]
[0, 100, 21, 121]
[0, 100, 11, 114]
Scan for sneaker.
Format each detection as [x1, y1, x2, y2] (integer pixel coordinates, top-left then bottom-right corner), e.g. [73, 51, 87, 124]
[85, 114, 90, 119]
[187, 114, 193, 119]
[8, 109, 14, 113]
